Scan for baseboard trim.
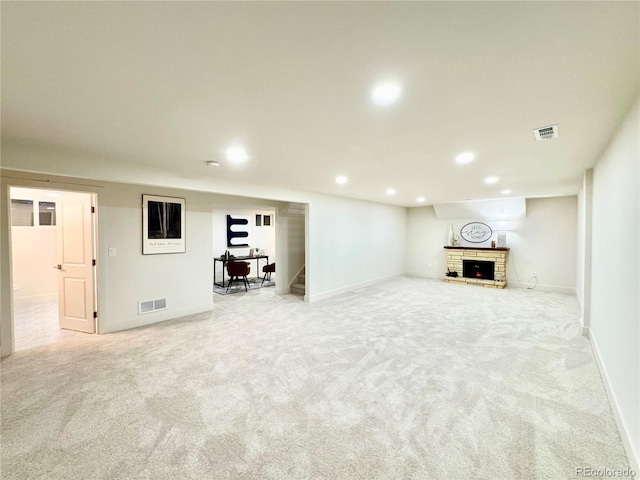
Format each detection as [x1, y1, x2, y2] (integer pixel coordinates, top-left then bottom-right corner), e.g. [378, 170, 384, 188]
[584, 327, 639, 473]
[405, 275, 576, 295]
[508, 281, 575, 295]
[406, 271, 441, 280]
[275, 286, 290, 295]
[99, 303, 215, 334]
[307, 272, 404, 303]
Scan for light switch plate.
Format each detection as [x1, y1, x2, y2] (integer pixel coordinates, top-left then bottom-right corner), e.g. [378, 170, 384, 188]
[108, 248, 116, 257]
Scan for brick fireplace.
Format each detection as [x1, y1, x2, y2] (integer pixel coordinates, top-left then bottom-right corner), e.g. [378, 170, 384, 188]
[444, 246, 509, 288]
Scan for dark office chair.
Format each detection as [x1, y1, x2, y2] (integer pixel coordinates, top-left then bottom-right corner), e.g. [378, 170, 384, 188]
[261, 263, 275, 285]
[226, 261, 251, 292]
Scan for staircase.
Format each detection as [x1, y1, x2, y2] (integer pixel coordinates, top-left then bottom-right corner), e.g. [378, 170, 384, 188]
[290, 267, 305, 296]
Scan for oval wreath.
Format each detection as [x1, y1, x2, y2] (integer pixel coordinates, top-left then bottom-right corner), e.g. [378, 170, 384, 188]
[460, 222, 493, 243]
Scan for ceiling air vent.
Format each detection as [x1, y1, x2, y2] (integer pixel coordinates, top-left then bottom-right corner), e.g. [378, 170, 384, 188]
[534, 124, 559, 141]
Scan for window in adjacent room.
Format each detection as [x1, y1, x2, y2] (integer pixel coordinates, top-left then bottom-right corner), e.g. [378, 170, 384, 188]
[10, 199, 34, 226]
[39, 201, 56, 226]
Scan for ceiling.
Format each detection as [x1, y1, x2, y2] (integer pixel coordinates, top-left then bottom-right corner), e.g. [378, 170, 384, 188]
[2, 2, 638, 207]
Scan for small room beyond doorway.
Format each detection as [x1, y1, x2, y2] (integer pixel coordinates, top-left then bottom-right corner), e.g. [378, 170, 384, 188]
[212, 208, 277, 294]
[10, 187, 96, 351]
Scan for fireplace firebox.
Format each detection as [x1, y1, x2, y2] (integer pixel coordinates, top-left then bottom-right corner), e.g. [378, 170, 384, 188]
[462, 259, 495, 280]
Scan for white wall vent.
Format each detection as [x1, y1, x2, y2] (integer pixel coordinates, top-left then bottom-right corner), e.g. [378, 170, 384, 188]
[154, 298, 167, 310]
[533, 124, 559, 141]
[138, 298, 167, 315]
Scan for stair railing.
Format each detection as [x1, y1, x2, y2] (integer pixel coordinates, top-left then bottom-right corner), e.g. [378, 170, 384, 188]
[289, 264, 306, 289]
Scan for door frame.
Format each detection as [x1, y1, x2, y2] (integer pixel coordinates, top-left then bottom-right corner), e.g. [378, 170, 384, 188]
[3, 184, 99, 355]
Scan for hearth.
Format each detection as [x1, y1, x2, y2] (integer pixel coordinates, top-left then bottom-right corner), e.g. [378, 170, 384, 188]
[443, 246, 508, 289]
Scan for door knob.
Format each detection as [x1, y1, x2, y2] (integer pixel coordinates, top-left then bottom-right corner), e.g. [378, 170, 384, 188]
[54, 265, 62, 270]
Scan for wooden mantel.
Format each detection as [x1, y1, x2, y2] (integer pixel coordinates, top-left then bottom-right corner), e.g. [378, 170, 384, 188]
[444, 246, 509, 289]
[444, 246, 509, 251]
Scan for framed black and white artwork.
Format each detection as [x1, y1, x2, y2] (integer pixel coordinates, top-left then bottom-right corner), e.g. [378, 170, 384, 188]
[142, 195, 186, 254]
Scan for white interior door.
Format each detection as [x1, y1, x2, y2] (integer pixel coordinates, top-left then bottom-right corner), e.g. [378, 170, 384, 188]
[56, 195, 96, 333]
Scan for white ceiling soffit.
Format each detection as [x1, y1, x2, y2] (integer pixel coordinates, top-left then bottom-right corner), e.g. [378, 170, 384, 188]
[433, 198, 526, 220]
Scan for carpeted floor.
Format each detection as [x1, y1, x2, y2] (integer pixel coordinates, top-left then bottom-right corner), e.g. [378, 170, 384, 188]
[0, 277, 630, 479]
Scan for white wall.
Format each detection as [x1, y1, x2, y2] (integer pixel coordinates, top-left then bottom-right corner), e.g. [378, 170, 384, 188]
[575, 170, 593, 329]
[512, 197, 577, 291]
[95, 185, 216, 333]
[576, 180, 586, 313]
[405, 205, 451, 279]
[406, 196, 578, 293]
[11, 227, 57, 299]
[307, 195, 406, 302]
[589, 97, 639, 470]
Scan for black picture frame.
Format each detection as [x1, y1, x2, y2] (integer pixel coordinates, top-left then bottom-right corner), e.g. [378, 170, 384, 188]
[142, 195, 186, 254]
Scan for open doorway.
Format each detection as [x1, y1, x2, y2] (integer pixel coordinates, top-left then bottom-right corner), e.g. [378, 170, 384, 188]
[10, 187, 97, 351]
[212, 208, 277, 295]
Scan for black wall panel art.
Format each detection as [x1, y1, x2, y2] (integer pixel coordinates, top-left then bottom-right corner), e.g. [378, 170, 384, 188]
[227, 215, 250, 248]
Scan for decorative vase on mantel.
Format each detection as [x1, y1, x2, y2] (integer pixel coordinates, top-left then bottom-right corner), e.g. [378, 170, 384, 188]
[448, 224, 461, 246]
[497, 232, 507, 248]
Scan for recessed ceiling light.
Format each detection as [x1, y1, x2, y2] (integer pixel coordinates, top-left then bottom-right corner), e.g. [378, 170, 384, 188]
[484, 176, 499, 184]
[417, 197, 426, 203]
[385, 188, 396, 196]
[335, 175, 348, 185]
[500, 189, 512, 195]
[371, 82, 402, 106]
[455, 152, 475, 164]
[225, 146, 249, 163]
[206, 160, 220, 167]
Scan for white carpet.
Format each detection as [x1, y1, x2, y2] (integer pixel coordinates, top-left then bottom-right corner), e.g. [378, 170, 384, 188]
[0, 277, 630, 479]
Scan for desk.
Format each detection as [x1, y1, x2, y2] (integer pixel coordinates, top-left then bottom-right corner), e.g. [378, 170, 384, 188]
[214, 255, 269, 288]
